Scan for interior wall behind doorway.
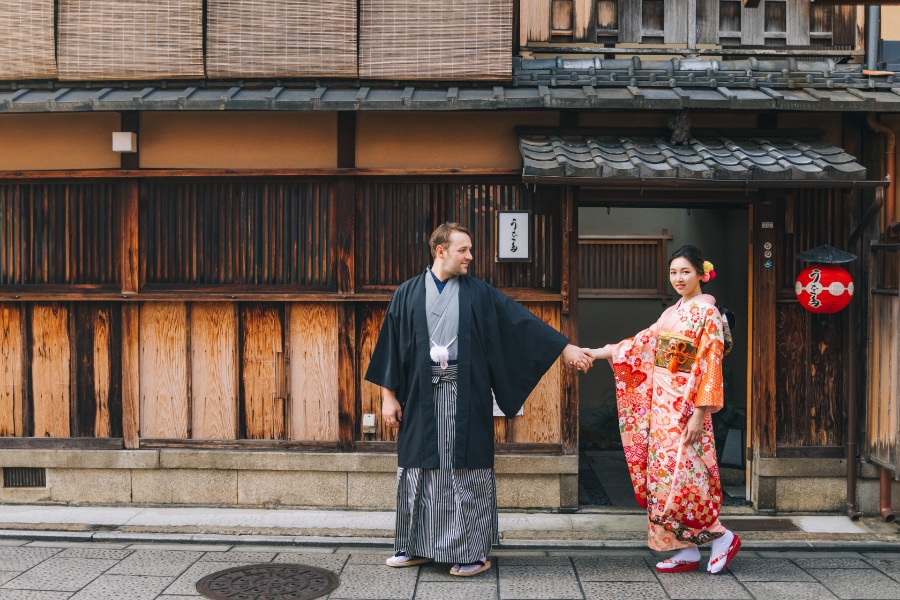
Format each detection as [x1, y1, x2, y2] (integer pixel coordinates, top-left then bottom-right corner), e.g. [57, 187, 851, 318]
[577, 207, 749, 450]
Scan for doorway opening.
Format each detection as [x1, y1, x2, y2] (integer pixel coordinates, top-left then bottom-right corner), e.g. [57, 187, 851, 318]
[577, 205, 751, 509]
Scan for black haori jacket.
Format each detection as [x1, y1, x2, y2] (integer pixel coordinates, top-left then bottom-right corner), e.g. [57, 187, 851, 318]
[364, 272, 568, 469]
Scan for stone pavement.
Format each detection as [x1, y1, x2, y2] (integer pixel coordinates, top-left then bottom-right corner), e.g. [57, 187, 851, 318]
[0, 539, 899, 599]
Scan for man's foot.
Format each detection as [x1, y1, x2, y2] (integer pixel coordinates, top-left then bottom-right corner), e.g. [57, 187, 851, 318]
[449, 557, 491, 577]
[385, 551, 432, 568]
[655, 546, 700, 573]
[707, 531, 741, 574]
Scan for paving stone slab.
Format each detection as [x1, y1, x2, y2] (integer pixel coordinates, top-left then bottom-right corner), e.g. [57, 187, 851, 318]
[581, 581, 668, 600]
[573, 557, 657, 582]
[161, 561, 247, 596]
[418, 561, 497, 582]
[107, 550, 204, 577]
[155, 596, 199, 600]
[346, 553, 406, 565]
[0, 549, 61, 572]
[330, 564, 417, 599]
[726, 558, 816, 582]
[866, 557, 900, 582]
[414, 582, 498, 599]
[25, 543, 129, 550]
[490, 550, 550, 557]
[792, 558, 872, 569]
[743, 581, 839, 599]
[198, 551, 276, 563]
[0, 592, 73, 599]
[757, 551, 865, 559]
[655, 570, 752, 600]
[497, 556, 572, 566]
[2, 558, 118, 592]
[0, 576, 18, 588]
[54, 548, 133, 560]
[805, 568, 900, 599]
[334, 547, 388, 555]
[121, 544, 228, 552]
[67, 575, 172, 600]
[0, 542, 28, 548]
[272, 553, 349, 572]
[498, 565, 582, 599]
[240, 545, 337, 554]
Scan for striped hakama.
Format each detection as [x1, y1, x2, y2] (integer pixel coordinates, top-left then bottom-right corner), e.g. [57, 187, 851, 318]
[394, 364, 498, 564]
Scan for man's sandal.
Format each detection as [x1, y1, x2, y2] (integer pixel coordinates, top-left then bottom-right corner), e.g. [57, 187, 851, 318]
[385, 551, 432, 568]
[449, 559, 492, 577]
[708, 534, 742, 574]
[655, 559, 700, 573]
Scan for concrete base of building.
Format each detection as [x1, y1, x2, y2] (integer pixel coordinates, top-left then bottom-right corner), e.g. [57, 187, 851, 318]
[0, 450, 579, 511]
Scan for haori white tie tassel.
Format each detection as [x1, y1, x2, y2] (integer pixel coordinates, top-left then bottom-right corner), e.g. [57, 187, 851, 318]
[429, 336, 457, 370]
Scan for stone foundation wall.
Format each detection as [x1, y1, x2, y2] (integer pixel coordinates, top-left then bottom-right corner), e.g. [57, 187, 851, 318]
[0, 450, 579, 510]
[752, 456, 900, 514]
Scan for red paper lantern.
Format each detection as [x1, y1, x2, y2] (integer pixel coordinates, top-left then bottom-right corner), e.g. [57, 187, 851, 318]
[794, 265, 854, 314]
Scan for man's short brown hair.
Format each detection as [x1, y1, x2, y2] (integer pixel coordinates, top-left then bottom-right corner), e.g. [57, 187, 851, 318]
[429, 222, 471, 258]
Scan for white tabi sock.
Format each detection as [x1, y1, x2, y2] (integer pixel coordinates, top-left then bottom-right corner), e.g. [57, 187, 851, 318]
[708, 529, 735, 573]
[656, 546, 700, 570]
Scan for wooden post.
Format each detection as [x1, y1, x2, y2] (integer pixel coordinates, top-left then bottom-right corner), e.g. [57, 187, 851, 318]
[121, 304, 139, 448]
[336, 112, 358, 450]
[560, 187, 579, 455]
[752, 197, 777, 457]
[119, 112, 139, 171]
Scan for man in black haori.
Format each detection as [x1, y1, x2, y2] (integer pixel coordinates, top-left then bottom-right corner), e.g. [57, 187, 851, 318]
[365, 222, 592, 576]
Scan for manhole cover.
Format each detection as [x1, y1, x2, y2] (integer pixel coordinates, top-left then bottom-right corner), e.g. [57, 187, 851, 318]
[197, 563, 340, 600]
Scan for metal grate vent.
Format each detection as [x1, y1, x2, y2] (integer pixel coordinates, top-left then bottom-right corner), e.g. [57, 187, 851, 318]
[3, 467, 46, 488]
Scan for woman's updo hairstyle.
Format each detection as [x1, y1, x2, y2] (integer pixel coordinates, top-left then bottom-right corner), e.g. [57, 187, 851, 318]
[669, 245, 707, 284]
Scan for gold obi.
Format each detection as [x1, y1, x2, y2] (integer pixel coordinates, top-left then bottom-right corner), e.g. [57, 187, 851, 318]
[655, 333, 698, 374]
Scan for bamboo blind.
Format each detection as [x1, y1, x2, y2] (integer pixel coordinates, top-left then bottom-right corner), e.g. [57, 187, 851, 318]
[206, 0, 357, 79]
[57, 0, 204, 81]
[360, 0, 514, 80]
[0, 0, 57, 80]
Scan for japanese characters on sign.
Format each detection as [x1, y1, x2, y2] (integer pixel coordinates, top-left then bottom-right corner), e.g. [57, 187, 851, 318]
[496, 211, 531, 262]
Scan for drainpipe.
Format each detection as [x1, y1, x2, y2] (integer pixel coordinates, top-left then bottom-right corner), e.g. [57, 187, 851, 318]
[867, 5, 880, 72]
[867, 115, 898, 240]
[847, 280, 861, 522]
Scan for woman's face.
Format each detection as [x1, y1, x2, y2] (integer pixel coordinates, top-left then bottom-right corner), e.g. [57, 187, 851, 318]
[669, 257, 702, 299]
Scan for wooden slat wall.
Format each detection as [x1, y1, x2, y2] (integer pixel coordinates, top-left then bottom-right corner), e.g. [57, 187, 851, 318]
[0, 0, 57, 80]
[31, 304, 70, 438]
[0, 184, 119, 286]
[0, 304, 23, 436]
[360, 0, 514, 80]
[74, 304, 122, 438]
[206, 0, 357, 79]
[241, 303, 285, 440]
[867, 294, 899, 472]
[57, 0, 204, 80]
[139, 303, 189, 439]
[142, 181, 333, 288]
[358, 182, 561, 290]
[191, 303, 238, 440]
[289, 303, 339, 441]
[578, 237, 667, 297]
[357, 304, 397, 442]
[512, 302, 562, 443]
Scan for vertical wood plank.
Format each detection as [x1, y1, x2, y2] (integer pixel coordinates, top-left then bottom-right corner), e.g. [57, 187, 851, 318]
[521, 0, 552, 44]
[338, 303, 358, 449]
[121, 180, 139, 294]
[139, 302, 188, 439]
[92, 308, 112, 438]
[741, 0, 766, 46]
[618, 0, 642, 42]
[191, 302, 238, 440]
[358, 304, 396, 442]
[664, 0, 689, 44]
[0, 303, 23, 436]
[241, 303, 284, 440]
[560, 187, 579, 454]
[753, 198, 777, 457]
[786, 0, 810, 46]
[121, 304, 139, 447]
[696, 0, 718, 44]
[289, 303, 339, 441]
[573, 0, 595, 41]
[513, 303, 562, 444]
[775, 304, 807, 446]
[32, 303, 70, 437]
[832, 5, 857, 48]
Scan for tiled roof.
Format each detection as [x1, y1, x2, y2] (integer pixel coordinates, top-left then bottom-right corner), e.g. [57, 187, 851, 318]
[519, 135, 867, 182]
[0, 57, 898, 113]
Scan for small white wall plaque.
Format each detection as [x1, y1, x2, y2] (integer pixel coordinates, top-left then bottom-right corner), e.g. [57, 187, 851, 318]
[496, 210, 531, 262]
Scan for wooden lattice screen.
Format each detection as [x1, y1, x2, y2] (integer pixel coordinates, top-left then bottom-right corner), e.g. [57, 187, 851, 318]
[206, 0, 357, 79]
[867, 247, 900, 473]
[360, 0, 514, 80]
[357, 181, 561, 289]
[0, 183, 120, 287]
[0, 0, 57, 80]
[524, 0, 857, 47]
[57, 0, 204, 80]
[578, 231, 671, 299]
[140, 180, 334, 289]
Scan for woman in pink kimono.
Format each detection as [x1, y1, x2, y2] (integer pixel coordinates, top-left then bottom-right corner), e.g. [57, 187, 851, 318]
[588, 245, 740, 574]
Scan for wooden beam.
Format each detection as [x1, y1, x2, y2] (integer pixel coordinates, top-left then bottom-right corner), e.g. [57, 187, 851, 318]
[560, 187, 579, 455]
[752, 197, 778, 457]
[121, 303, 139, 448]
[119, 112, 139, 171]
[121, 181, 139, 295]
[0, 168, 521, 180]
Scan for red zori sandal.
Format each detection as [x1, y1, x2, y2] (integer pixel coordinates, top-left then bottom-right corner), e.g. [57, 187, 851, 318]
[708, 534, 742, 574]
[655, 559, 700, 573]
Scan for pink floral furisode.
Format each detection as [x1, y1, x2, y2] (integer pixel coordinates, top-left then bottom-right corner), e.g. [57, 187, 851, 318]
[604, 294, 728, 551]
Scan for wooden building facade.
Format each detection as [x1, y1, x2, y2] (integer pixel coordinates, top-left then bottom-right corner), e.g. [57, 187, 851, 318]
[0, 0, 898, 513]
